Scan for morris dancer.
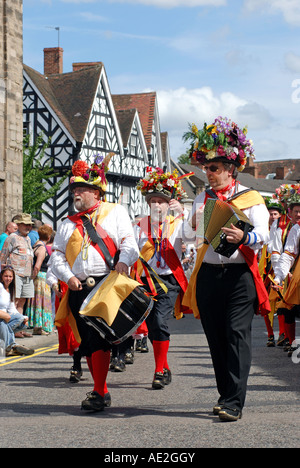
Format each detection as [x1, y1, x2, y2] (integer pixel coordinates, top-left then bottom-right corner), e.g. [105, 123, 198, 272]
[273, 188, 300, 357]
[133, 167, 193, 389]
[182, 117, 270, 421]
[259, 197, 285, 347]
[49, 154, 139, 412]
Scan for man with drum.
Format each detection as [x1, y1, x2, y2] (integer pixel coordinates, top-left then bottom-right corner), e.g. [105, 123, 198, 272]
[182, 117, 270, 421]
[133, 167, 194, 390]
[50, 154, 139, 412]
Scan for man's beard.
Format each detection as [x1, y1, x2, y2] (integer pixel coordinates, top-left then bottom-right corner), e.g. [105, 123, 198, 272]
[74, 198, 89, 212]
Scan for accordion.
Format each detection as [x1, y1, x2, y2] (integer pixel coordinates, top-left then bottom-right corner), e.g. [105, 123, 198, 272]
[197, 198, 254, 258]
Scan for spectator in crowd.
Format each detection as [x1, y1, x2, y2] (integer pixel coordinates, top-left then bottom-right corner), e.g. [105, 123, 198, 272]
[26, 224, 53, 335]
[0, 222, 18, 252]
[28, 219, 43, 247]
[0, 265, 34, 356]
[0, 213, 34, 315]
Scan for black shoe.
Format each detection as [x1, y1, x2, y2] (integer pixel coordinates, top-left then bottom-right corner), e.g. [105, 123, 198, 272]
[81, 391, 105, 412]
[113, 358, 126, 372]
[124, 352, 134, 364]
[109, 356, 118, 370]
[163, 368, 172, 385]
[283, 339, 290, 351]
[267, 335, 275, 347]
[69, 367, 82, 383]
[276, 333, 286, 346]
[287, 346, 298, 357]
[135, 339, 142, 352]
[213, 404, 224, 415]
[218, 407, 242, 422]
[152, 372, 165, 389]
[104, 392, 111, 407]
[140, 337, 149, 353]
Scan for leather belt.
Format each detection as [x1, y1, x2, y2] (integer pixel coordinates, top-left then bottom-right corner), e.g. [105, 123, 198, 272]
[202, 263, 246, 269]
[81, 276, 106, 289]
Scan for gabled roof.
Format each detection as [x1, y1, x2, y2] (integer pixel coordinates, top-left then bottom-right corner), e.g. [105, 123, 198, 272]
[23, 64, 103, 142]
[112, 92, 156, 152]
[115, 108, 136, 146]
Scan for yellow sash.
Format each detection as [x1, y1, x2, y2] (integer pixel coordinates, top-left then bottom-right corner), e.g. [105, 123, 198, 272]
[182, 190, 265, 319]
[277, 257, 300, 310]
[133, 215, 179, 282]
[55, 202, 116, 342]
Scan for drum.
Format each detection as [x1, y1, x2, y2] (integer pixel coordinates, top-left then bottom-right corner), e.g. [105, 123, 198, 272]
[79, 272, 153, 345]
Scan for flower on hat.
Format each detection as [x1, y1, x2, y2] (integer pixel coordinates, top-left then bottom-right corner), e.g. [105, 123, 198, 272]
[70, 153, 114, 192]
[136, 167, 188, 201]
[275, 183, 300, 206]
[182, 116, 255, 172]
[264, 196, 284, 213]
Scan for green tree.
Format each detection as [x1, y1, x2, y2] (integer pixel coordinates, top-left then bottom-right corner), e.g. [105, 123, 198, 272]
[23, 133, 69, 215]
[177, 153, 191, 164]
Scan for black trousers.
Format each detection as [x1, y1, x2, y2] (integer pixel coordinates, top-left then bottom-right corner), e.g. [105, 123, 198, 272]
[196, 263, 257, 411]
[144, 274, 180, 342]
[69, 278, 111, 357]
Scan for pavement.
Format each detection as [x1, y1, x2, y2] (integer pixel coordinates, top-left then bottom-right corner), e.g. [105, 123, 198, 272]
[13, 327, 59, 351]
[1, 313, 299, 448]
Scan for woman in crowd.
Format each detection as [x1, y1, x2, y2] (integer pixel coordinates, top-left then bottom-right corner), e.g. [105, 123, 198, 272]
[0, 265, 34, 356]
[26, 224, 54, 334]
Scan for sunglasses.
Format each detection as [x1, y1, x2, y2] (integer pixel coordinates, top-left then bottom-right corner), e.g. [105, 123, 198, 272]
[203, 165, 222, 174]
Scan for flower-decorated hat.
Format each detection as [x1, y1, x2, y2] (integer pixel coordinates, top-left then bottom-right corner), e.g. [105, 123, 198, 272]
[136, 166, 189, 202]
[69, 153, 114, 195]
[264, 196, 284, 213]
[274, 183, 300, 207]
[183, 116, 255, 172]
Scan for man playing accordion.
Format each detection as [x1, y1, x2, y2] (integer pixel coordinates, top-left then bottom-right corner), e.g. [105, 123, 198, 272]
[183, 117, 270, 421]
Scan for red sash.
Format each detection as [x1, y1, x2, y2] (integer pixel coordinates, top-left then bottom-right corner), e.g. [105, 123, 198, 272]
[239, 245, 271, 316]
[68, 203, 118, 266]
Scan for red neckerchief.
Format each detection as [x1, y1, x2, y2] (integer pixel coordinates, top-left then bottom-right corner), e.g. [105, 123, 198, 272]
[211, 179, 236, 201]
[67, 201, 101, 226]
[68, 201, 117, 267]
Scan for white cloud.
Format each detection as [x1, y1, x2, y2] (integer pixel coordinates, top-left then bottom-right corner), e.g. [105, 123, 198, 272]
[78, 12, 109, 22]
[285, 52, 300, 73]
[155, 86, 272, 157]
[244, 0, 300, 26]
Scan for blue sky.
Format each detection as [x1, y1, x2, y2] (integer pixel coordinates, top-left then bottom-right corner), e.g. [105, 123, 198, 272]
[23, 0, 300, 164]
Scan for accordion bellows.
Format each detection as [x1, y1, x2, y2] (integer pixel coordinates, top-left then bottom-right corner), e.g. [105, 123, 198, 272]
[197, 198, 254, 258]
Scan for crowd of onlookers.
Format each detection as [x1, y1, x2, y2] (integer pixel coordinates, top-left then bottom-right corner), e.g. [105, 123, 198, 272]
[0, 214, 55, 358]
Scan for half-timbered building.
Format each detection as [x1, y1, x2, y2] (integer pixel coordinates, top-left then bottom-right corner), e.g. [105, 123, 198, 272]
[23, 48, 171, 228]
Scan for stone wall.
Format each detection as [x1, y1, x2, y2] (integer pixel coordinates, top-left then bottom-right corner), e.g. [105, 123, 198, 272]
[0, 0, 23, 230]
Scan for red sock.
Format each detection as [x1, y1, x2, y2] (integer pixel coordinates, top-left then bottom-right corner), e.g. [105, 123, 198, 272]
[86, 355, 109, 394]
[90, 350, 110, 397]
[277, 314, 286, 337]
[285, 323, 296, 345]
[153, 340, 169, 373]
[264, 315, 273, 337]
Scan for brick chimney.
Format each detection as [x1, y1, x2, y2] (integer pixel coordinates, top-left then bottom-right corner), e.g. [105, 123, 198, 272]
[276, 166, 289, 179]
[44, 47, 63, 76]
[72, 62, 102, 72]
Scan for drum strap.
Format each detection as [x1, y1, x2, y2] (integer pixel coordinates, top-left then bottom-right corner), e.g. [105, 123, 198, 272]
[81, 216, 118, 270]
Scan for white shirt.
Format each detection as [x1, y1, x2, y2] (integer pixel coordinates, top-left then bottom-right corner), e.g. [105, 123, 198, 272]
[134, 215, 194, 276]
[49, 203, 139, 284]
[274, 223, 300, 284]
[191, 183, 269, 264]
[0, 283, 19, 315]
[270, 217, 293, 269]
